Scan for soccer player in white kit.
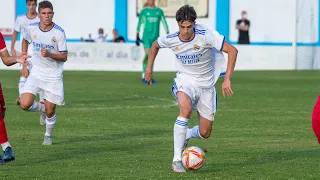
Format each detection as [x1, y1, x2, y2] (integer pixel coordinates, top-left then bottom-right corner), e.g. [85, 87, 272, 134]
[11, 0, 42, 100]
[19, 1, 68, 145]
[144, 5, 238, 172]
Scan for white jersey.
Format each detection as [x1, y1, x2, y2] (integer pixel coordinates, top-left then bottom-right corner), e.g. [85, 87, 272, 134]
[157, 24, 225, 88]
[23, 22, 68, 82]
[13, 14, 39, 51]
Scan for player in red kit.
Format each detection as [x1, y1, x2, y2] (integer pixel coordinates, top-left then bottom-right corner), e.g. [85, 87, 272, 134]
[0, 32, 30, 164]
[312, 95, 320, 143]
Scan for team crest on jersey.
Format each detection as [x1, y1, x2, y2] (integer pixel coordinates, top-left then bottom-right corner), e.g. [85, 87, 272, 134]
[174, 46, 179, 51]
[193, 44, 200, 50]
[51, 37, 56, 43]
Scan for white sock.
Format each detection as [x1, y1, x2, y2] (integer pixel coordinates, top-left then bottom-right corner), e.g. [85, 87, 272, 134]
[186, 125, 202, 140]
[18, 76, 27, 96]
[173, 116, 189, 162]
[28, 101, 45, 112]
[45, 114, 56, 137]
[39, 90, 45, 102]
[142, 73, 145, 79]
[1, 141, 11, 151]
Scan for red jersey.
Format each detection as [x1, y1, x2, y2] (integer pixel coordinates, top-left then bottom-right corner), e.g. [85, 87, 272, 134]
[0, 32, 7, 112]
[0, 32, 6, 52]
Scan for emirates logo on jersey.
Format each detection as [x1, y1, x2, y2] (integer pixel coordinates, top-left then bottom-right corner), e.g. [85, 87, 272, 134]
[51, 37, 56, 43]
[193, 44, 200, 50]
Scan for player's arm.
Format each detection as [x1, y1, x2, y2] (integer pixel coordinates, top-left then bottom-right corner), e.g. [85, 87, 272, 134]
[206, 29, 238, 97]
[0, 50, 29, 66]
[136, 9, 145, 35]
[0, 34, 29, 66]
[11, 18, 21, 55]
[136, 10, 145, 45]
[145, 40, 161, 84]
[160, 10, 169, 34]
[221, 41, 238, 98]
[221, 41, 238, 80]
[21, 38, 29, 53]
[41, 32, 68, 62]
[11, 31, 19, 55]
[42, 48, 68, 62]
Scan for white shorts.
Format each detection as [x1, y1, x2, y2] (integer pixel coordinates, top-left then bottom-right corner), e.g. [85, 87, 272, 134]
[171, 78, 217, 121]
[21, 75, 65, 106]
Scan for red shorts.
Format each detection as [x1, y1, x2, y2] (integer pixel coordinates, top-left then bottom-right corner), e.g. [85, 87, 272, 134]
[0, 83, 6, 113]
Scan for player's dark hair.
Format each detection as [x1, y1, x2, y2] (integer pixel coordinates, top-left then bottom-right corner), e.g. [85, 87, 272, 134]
[38, 1, 53, 12]
[176, 5, 197, 23]
[26, 0, 37, 4]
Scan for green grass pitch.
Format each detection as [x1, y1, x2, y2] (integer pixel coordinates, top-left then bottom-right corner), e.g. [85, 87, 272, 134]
[0, 70, 319, 179]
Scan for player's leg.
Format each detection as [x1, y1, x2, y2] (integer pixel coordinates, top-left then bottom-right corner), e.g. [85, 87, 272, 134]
[0, 85, 15, 163]
[41, 83, 64, 145]
[312, 95, 320, 143]
[171, 79, 196, 172]
[185, 87, 217, 142]
[42, 100, 56, 145]
[17, 65, 29, 105]
[0, 116, 15, 163]
[142, 37, 158, 84]
[20, 93, 44, 112]
[19, 75, 45, 113]
[39, 90, 46, 125]
[142, 36, 152, 83]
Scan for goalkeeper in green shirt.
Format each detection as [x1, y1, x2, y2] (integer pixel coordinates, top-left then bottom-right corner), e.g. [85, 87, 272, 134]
[136, 0, 169, 84]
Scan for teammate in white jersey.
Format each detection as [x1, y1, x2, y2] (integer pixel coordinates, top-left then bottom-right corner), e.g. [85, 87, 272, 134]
[19, 1, 68, 145]
[11, 0, 43, 104]
[144, 5, 238, 172]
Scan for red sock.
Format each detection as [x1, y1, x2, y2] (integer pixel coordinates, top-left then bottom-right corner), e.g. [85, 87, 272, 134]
[312, 95, 320, 144]
[0, 116, 8, 144]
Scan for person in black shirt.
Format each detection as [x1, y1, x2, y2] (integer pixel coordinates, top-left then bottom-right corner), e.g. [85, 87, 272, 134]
[236, 10, 250, 44]
[112, 29, 125, 43]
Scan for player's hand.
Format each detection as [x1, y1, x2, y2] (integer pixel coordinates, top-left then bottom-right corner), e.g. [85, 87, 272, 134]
[222, 78, 233, 98]
[144, 71, 153, 85]
[41, 46, 50, 57]
[16, 52, 31, 64]
[136, 33, 140, 46]
[20, 61, 30, 78]
[11, 47, 16, 56]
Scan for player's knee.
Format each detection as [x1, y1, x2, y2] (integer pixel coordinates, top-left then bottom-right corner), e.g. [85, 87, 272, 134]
[45, 108, 55, 118]
[179, 108, 192, 119]
[20, 101, 31, 110]
[199, 129, 211, 139]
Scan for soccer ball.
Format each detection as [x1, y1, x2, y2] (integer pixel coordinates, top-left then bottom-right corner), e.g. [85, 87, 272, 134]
[182, 146, 206, 170]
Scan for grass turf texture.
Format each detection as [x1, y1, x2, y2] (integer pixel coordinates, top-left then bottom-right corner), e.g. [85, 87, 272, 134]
[0, 70, 319, 179]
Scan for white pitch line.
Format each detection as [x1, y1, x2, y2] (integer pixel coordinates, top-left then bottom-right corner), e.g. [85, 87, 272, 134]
[62, 95, 178, 111]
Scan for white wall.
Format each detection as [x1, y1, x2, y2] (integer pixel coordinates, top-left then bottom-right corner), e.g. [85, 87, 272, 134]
[39, 0, 115, 40]
[0, 0, 15, 36]
[229, 0, 318, 43]
[128, 0, 216, 41]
